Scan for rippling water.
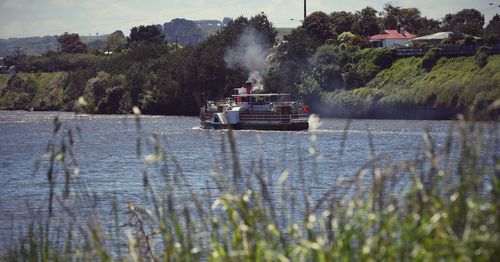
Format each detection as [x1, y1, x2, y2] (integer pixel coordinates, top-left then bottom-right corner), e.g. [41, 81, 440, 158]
[0, 110, 474, 248]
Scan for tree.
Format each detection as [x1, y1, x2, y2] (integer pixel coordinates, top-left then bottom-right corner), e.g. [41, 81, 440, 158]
[281, 27, 318, 61]
[57, 32, 87, 53]
[417, 17, 441, 35]
[353, 7, 380, 37]
[105, 30, 127, 52]
[330, 11, 355, 35]
[382, 3, 401, 30]
[337, 32, 367, 47]
[302, 11, 335, 42]
[484, 14, 500, 44]
[382, 4, 423, 34]
[398, 7, 422, 34]
[249, 12, 277, 46]
[128, 25, 165, 45]
[443, 9, 484, 36]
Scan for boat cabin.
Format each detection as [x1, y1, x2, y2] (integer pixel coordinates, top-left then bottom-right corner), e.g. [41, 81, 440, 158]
[232, 83, 291, 111]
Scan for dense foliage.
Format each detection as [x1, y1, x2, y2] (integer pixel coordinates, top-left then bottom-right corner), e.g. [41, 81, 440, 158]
[1, 5, 499, 119]
[321, 55, 500, 119]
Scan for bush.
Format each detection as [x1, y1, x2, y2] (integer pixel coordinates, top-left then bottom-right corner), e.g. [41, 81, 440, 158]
[371, 48, 396, 69]
[421, 48, 440, 71]
[474, 46, 491, 68]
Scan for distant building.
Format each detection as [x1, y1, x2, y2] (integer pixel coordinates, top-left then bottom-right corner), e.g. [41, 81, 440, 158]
[276, 28, 294, 42]
[163, 17, 232, 46]
[194, 20, 222, 30]
[369, 27, 416, 48]
[410, 32, 452, 46]
[222, 17, 233, 27]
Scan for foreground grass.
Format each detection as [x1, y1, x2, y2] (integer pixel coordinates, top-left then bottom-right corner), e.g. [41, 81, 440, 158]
[1, 107, 499, 261]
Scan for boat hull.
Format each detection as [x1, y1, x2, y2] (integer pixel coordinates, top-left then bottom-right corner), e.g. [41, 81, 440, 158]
[200, 121, 309, 131]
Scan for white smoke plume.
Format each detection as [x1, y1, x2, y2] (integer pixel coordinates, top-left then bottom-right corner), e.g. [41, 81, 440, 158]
[224, 27, 270, 91]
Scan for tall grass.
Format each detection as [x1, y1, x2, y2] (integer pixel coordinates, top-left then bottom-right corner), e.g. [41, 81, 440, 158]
[322, 55, 500, 119]
[1, 103, 499, 261]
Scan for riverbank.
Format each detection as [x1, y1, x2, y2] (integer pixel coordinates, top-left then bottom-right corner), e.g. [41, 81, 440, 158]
[318, 55, 500, 120]
[1, 55, 499, 120]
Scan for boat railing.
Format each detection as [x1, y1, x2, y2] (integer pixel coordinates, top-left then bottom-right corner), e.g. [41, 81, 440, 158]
[239, 111, 309, 122]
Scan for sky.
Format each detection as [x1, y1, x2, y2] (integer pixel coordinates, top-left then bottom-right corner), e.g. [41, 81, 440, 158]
[0, 0, 498, 38]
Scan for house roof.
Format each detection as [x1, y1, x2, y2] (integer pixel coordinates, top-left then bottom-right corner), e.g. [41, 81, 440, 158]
[412, 32, 452, 41]
[369, 30, 416, 41]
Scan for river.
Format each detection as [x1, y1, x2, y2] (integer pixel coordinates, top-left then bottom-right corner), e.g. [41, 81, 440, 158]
[0, 110, 490, 249]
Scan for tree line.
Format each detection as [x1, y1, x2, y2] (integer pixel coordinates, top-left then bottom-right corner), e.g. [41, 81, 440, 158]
[1, 4, 499, 116]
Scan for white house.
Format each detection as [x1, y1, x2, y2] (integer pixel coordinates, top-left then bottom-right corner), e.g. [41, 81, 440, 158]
[369, 28, 416, 48]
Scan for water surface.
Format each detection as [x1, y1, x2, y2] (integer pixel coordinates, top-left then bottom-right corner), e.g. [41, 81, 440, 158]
[0, 110, 476, 248]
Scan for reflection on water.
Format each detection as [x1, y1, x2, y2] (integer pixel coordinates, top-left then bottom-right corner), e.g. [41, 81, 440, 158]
[0, 110, 482, 248]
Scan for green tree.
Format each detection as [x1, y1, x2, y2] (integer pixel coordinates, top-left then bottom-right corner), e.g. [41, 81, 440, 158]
[281, 28, 318, 60]
[484, 14, 500, 44]
[303, 11, 335, 42]
[353, 7, 381, 37]
[311, 45, 347, 91]
[249, 12, 277, 46]
[443, 9, 484, 36]
[83, 71, 125, 113]
[382, 3, 400, 30]
[128, 25, 165, 45]
[382, 4, 423, 34]
[105, 30, 127, 52]
[330, 11, 356, 35]
[125, 63, 149, 106]
[57, 32, 87, 53]
[337, 32, 367, 47]
[417, 17, 441, 35]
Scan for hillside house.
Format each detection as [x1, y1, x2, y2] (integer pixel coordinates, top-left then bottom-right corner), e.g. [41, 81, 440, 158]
[369, 28, 416, 48]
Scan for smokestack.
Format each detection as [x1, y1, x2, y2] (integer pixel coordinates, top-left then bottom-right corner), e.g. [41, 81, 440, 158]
[400, 26, 405, 36]
[244, 81, 252, 94]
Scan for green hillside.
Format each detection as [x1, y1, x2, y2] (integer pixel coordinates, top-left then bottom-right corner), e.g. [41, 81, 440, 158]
[1, 55, 499, 119]
[322, 55, 500, 119]
[0, 72, 67, 110]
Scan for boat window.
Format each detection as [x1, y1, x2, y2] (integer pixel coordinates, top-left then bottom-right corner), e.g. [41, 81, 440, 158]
[279, 95, 290, 102]
[255, 96, 266, 104]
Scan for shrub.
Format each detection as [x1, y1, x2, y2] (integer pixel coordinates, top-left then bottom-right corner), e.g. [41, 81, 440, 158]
[421, 48, 440, 71]
[474, 46, 491, 68]
[370, 48, 396, 69]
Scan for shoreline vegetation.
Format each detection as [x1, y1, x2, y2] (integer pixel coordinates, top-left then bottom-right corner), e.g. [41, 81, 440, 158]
[0, 6, 499, 120]
[1, 109, 499, 260]
[1, 54, 499, 120]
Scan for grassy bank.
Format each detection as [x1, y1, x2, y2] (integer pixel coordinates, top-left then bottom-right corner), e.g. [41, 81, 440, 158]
[1, 54, 499, 119]
[321, 55, 500, 119]
[1, 110, 499, 261]
[0, 72, 68, 111]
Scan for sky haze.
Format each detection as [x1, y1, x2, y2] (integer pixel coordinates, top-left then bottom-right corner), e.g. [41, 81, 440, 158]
[0, 0, 498, 38]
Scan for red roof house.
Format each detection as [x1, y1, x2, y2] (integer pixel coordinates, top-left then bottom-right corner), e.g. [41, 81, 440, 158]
[369, 28, 416, 48]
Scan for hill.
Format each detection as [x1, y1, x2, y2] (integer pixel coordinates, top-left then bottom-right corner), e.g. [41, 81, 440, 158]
[0, 35, 108, 56]
[321, 55, 500, 119]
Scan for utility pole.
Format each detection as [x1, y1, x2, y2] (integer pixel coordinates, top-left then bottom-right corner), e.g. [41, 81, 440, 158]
[14, 46, 21, 58]
[304, 0, 307, 20]
[193, 28, 202, 44]
[174, 34, 179, 49]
